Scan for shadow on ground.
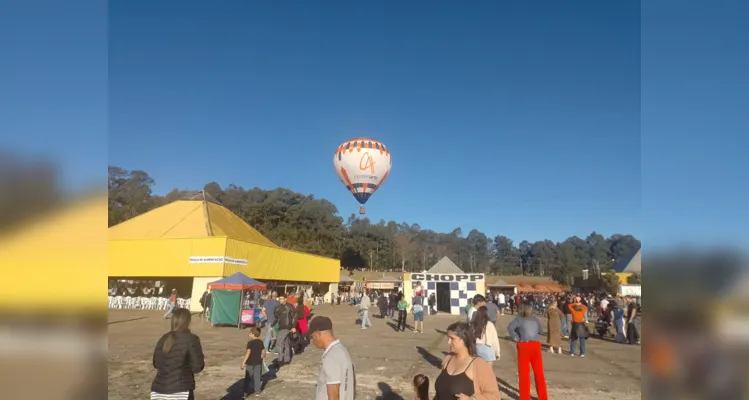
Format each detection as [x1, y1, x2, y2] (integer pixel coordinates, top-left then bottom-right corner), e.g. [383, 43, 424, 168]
[497, 377, 543, 400]
[219, 367, 277, 400]
[108, 317, 149, 325]
[415, 346, 442, 369]
[376, 382, 405, 400]
[386, 321, 413, 332]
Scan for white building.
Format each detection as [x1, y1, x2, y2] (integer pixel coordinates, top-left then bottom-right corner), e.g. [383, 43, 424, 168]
[402, 257, 486, 316]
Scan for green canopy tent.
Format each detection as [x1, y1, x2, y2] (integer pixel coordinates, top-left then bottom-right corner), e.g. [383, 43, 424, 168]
[207, 273, 267, 328]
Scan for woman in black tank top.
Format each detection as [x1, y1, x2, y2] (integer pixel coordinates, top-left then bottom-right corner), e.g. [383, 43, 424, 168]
[435, 322, 484, 400]
[434, 356, 476, 399]
[433, 322, 500, 400]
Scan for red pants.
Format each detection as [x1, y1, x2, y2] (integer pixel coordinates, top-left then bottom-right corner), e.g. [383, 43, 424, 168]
[517, 341, 548, 400]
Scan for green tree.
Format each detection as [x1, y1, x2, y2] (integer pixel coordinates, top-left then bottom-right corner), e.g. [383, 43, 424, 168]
[601, 271, 621, 295]
[626, 273, 642, 284]
[108, 167, 155, 226]
[466, 229, 491, 273]
[106, 165, 642, 278]
[492, 235, 521, 275]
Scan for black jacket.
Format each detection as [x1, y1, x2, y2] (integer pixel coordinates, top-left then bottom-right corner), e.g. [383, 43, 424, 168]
[274, 303, 297, 330]
[151, 331, 205, 394]
[200, 292, 212, 308]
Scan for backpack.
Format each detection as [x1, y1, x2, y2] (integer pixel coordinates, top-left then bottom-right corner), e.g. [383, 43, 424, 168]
[276, 304, 295, 329]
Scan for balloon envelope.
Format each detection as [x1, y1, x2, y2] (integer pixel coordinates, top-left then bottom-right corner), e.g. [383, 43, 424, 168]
[333, 138, 392, 206]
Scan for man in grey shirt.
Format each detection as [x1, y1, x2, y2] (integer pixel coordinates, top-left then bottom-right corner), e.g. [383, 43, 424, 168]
[359, 291, 371, 329]
[309, 316, 356, 400]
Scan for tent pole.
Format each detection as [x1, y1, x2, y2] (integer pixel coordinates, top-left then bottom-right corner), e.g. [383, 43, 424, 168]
[238, 290, 243, 330]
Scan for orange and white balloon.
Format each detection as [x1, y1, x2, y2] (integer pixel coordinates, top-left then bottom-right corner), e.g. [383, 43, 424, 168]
[333, 138, 392, 214]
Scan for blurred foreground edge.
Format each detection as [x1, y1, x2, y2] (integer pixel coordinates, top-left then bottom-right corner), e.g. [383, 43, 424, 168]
[0, 193, 107, 314]
[643, 248, 749, 400]
[0, 194, 107, 400]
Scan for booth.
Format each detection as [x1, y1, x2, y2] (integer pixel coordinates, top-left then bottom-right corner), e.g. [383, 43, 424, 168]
[403, 272, 486, 316]
[487, 279, 518, 296]
[208, 272, 266, 328]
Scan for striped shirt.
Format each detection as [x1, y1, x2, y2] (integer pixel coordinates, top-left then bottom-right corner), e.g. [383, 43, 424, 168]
[151, 391, 190, 400]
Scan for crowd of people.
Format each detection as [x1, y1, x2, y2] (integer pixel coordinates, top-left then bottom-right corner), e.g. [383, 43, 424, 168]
[151, 290, 316, 399]
[350, 289, 641, 400]
[148, 287, 640, 400]
[498, 291, 642, 346]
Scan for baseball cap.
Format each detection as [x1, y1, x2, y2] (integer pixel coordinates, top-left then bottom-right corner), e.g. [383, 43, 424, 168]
[308, 316, 333, 334]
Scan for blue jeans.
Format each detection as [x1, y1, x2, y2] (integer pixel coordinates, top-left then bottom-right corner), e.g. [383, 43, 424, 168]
[361, 310, 371, 328]
[476, 344, 496, 361]
[570, 337, 587, 355]
[560, 315, 569, 336]
[614, 318, 626, 343]
[264, 323, 276, 350]
[162, 301, 175, 319]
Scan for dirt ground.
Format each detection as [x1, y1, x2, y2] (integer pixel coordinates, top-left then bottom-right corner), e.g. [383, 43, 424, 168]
[109, 305, 641, 399]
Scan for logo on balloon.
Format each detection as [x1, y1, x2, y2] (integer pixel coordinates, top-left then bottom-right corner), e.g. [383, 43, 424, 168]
[359, 152, 375, 173]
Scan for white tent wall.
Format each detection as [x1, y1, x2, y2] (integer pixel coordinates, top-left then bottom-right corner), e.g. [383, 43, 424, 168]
[190, 276, 223, 313]
[325, 283, 339, 303]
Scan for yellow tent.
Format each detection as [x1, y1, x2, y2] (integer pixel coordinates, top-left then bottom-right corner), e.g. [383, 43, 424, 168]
[108, 196, 339, 283]
[0, 195, 107, 312]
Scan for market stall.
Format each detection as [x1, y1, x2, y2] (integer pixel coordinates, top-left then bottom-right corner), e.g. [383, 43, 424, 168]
[207, 272, 266, 329]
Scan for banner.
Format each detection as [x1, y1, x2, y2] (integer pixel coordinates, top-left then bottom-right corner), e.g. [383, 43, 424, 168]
[189, 256, 248, 266]
[366, 282, 394, 290]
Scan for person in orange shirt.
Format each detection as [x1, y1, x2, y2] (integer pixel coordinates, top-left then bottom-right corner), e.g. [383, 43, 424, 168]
[286, 293, 299, 309]
[567, 296, 589, 357]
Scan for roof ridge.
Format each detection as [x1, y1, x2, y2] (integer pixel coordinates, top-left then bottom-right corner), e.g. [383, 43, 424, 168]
[201, 190, 214, 236]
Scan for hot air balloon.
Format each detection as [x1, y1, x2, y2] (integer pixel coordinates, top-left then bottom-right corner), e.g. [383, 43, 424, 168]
[333, 138, 392, 215]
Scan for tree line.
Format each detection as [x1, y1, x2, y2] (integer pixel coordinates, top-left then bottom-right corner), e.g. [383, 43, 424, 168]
[109, 166, 641, 283]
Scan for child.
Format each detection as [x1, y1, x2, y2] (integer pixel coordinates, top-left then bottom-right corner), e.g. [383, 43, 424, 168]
[413, 374, 429, 400]
[241, 327, 266, 397]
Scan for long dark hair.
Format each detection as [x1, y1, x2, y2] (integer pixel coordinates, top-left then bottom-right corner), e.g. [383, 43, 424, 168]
[446, 321, 476, 356]
[296, 296, 306, 320]
[413, 374, 429, 400]
[163, 308, 191, 354]
[471, 306, 490, 339]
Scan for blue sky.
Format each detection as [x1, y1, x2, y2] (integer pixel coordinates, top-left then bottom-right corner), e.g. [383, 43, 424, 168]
[0, 0, 107, 192]
[3, 1, 747, 248]
[109, 1, 642, 244]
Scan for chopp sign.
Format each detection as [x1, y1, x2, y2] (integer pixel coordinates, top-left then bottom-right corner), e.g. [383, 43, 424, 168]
[410, 273, 484, 282]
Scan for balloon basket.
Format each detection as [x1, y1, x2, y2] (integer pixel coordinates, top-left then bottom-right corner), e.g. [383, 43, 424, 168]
[359, 207, 366, 215]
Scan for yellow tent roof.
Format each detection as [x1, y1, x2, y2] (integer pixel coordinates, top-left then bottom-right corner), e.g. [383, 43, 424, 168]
[109, 199, 277, 247]
[0, 195, 107, 312]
